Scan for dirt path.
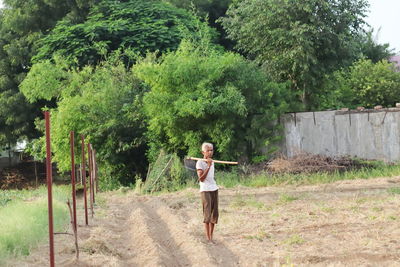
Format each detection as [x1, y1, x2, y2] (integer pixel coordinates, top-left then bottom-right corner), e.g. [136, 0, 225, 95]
[8, 176, 400, 266]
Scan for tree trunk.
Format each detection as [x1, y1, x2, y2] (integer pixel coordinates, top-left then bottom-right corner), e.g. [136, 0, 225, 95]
[35, 161, 38, 188]
[8, 142, 11, 167]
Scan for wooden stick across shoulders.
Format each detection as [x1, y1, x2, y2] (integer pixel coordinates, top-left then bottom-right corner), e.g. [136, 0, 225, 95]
[187, 157, 238, 165]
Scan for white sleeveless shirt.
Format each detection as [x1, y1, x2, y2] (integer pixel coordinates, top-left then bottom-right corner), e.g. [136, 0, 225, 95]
[196, 160, 219, 192]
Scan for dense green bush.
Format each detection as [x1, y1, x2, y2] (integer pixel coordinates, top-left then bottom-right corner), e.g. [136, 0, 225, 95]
[137, 40, 289, 162]
[320, 59, 400, 109]
[21, 55, 148, 189]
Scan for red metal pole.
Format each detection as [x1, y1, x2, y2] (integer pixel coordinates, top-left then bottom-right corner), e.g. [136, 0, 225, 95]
[90, 145, 96, 203]
[70, 131, 77, 233]
[81, 135, 88, 225]
[93, 148, 98, 194]
[45, 111, 55, 267]
[87, 143, 94, 217]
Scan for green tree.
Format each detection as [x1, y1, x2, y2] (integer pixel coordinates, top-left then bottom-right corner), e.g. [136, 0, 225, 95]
[321, 59, 400, 109]
[165, 0, 233, 49]
[33, 0, 210, 66]
[358, 28, 395, 63]
[20, 55, 148, 189]
[220, 0, 369, 110]
[137, 40, 289, 162]
[0, 0, 93, 147]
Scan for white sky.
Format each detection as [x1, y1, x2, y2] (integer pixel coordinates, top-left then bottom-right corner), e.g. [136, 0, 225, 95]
[0, 0, 398, 54]
[365, 0, 400, 54]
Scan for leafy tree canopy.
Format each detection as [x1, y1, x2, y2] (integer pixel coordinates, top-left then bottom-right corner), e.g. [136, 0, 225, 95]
[0, 0, 94, 146]
[321, 59, 400, 109]
[357, 28, 395, 63]
[164, 0, 233, 49]
[20, 54, 148, 189]
[220, 0, 369, 109]
[33, 0, 214, 66]
[136, 40, 290, 162]
[165, 0, 231, 20]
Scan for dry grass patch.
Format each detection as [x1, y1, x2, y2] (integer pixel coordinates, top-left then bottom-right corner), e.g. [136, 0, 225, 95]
[230, 194, 265, 210]
[243, 229, 271, 241]
[283, 234, 306, 246]
[277, 193, 299, 205]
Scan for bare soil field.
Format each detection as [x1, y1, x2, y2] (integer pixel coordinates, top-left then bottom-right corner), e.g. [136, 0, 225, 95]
[7, 176, 400, 266]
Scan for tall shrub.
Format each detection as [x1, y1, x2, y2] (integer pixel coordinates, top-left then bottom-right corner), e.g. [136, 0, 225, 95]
[20, 55, 148, 189]
[137, 40, 289, 162]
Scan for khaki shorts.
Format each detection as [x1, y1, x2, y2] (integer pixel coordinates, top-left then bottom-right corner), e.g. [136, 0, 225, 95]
[201, 190, 219, 224]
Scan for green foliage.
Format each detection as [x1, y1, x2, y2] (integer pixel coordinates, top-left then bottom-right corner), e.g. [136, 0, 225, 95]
[358, 28, 395, 63]
[142, 150, 188, 193]
[321, 59, 400, 109]
[0, 89, 37, 146]
[0, 15, 41, 146]
[24, 134, 46, 161]
[33, 0, 209, 66]
[20, 54, 148, 188]
[0, 185, 70, 208]
[2, 0, 92, 32]
[0, 0, 93, 147]
[137, 40, 289, 161]
[165, 0, 233, 49]
[217, 170, 241, 188]
[0, 199, 68, 262]
[98, 163, 124, 191]
[252, 155, 268, 164]
[20, 57, 70, 103]
[165, 0, 231, 19]
[220, 0, 369, 109]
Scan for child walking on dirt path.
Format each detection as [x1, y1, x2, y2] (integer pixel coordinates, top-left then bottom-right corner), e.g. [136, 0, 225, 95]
[196, 142, 219, 244]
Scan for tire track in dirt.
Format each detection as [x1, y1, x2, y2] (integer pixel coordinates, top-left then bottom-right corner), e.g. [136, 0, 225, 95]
[62, 199, 140, 266]
[173, 205, 241, 266]
[130, 198, 217, 266]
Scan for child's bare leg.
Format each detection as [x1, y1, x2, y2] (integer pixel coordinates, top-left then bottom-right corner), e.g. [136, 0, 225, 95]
[210, 223, 215, 240]
[204, 223, 211, 240]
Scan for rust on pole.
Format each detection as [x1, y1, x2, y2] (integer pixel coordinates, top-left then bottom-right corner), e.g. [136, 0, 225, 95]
[70, 131, 78, 234]
[81, 135, 88, 225]
[90, 145, 96, 203]
[67, 200, 79, 259]
[45, 111, 55, 267]
[87, 143, 94, 217]
[87, 143, 92, 202]
[93, 148, 99, 194]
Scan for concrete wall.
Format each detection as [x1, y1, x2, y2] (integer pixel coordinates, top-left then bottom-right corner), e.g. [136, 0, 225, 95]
[281, 109, 400, 162]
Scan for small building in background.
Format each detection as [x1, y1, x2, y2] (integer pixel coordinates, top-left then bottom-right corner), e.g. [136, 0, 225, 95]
[0, 140, 27, 170]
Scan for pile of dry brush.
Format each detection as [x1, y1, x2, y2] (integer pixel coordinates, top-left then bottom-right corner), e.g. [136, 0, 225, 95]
[0, 169, 26, 190]
[265, 153, 371, 174]
[0, 161, 46, 190]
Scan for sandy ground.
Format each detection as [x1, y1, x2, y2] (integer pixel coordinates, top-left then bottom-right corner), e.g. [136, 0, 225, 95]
[6, 176, 400, 266]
